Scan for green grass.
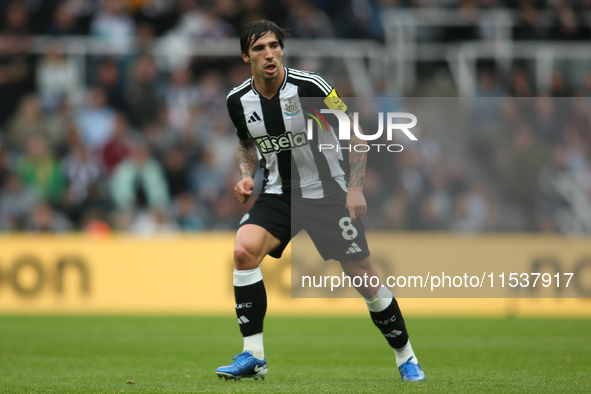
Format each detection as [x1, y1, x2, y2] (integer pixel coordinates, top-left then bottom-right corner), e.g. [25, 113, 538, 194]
[0, 316, 589, 393]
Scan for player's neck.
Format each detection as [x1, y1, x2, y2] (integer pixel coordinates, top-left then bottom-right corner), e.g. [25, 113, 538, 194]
[253, 67, 285, 99]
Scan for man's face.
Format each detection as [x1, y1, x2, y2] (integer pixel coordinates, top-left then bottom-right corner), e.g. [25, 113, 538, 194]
[242, 32, 283, 81]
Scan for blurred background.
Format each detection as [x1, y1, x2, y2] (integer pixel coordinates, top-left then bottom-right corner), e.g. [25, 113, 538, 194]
[0, 0, 590, 237]
[1, 6, 589, 390]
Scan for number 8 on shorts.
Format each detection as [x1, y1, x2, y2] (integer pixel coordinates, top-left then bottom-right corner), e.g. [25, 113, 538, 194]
[339, 217, 358, 240]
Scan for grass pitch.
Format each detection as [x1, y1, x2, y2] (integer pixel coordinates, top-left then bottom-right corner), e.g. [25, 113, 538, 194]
[0, 315, 589, 393]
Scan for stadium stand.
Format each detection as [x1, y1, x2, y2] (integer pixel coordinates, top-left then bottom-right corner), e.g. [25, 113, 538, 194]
[0, 0, 590, 234]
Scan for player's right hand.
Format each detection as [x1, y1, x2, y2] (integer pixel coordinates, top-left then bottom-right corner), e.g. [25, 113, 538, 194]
[234, 176, 255, 203]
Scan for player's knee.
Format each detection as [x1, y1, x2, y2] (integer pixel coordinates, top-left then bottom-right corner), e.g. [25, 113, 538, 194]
[341, 256, 374, 276]
[234, 243, 260, 270]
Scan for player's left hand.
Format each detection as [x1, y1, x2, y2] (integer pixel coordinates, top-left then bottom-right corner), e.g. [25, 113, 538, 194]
[346, 187, 367, 224]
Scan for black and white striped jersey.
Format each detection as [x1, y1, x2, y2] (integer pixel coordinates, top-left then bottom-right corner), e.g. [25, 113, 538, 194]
[226, 67, 347, 199]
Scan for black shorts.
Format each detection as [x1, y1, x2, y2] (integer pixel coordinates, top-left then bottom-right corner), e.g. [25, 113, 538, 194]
[238, 192, 370, 261]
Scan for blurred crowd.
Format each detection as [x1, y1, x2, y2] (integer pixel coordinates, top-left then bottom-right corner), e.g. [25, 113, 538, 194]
[360, 66, 591, 233]
[362, 67, 591, 233]
[467, 68, 591, 233]
[0, 0, 590, 234]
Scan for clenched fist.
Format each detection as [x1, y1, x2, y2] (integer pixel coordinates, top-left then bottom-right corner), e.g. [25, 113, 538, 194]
[234, 176, 255, 203]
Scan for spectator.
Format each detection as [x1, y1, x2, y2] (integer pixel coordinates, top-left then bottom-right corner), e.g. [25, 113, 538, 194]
[0, 148, 12, 188]
[0, 33, 34, 126]
[61, 0, 97, 18]
[565, 96, 591, 147]
[552, 2, 585, 41]
[6, 94, 50, 151]
[101, 114, 132, 174]
[190, 148, 226, 206]
[62, 142, 102, 207]
[333, 0, 384, 40]
[127, 54, 160, 129]
[451, 182, 493, 233]
[0, 173, 38, 230]
[197, 117, 236, 178]
[196, 69, 226, 115]
[210, 193, 246, 230]
[533, 94, 563, 146]
[236, 0, 271, 32]
[90, 0, 136, 54]
[6, 94, 71, 150]
[96, 57, 129, 114]
[162, 145, 191, 199]
[444, 0, 479, 42]
[509, 66, 534, 97]
[417, 171, 453, 230]
[381, 186, 412, 230]
[478, 0, 502, 41]
[75, 87, 117, 150]
[77, 181, 115, 230]
[134, 22, 156, 53]
[470, 69, 504, 176]
[155, 0, 234, 70]
[549, 69, 571, 97]
[161, 67, 200, 133]
[503, 124, 549, 230]
[136, 0, 178, 36]
[173, 0, 235, 40]
[144, 121, 179, 159]
[46, 2, 85, 36]
[285, 0, 334, 38]
[110, 137, 169, 213]
[538, 145, 587, 233]
[3, 2, 30, 36]
[36, 42, 82, 111]
[214, 0, 242, 31]
[562, 126, 591, 179]
[17, 135, 66, 203]
[170, 192, 206, 231]
[514, 3, 548, 40]
[24, 201, 72, 232]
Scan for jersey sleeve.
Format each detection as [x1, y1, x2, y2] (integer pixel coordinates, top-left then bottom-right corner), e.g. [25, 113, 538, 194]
[302, 72, 349, 114]
[227, 96, 250, 140]
[305, 72, 334, 98]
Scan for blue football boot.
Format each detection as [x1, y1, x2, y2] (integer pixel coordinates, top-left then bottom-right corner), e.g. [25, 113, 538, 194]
[215, 351, 267, 381]
[398, 356, 425, 381]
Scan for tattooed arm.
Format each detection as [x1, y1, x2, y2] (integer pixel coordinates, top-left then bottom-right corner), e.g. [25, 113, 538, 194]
[346, 113, 367, 222]
[234, 138, 259, 203]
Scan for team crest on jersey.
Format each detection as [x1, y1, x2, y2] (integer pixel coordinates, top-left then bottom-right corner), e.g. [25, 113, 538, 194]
[283, 99, 301, 116]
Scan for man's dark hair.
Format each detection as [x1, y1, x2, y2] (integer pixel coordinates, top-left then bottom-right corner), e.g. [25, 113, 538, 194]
[240, 20, 288, 56]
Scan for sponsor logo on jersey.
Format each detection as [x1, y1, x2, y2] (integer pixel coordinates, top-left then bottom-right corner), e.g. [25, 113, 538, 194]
[283, 99, 301, 116]
[247, 111, 262, 124]
[254, 131, 309, 154]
